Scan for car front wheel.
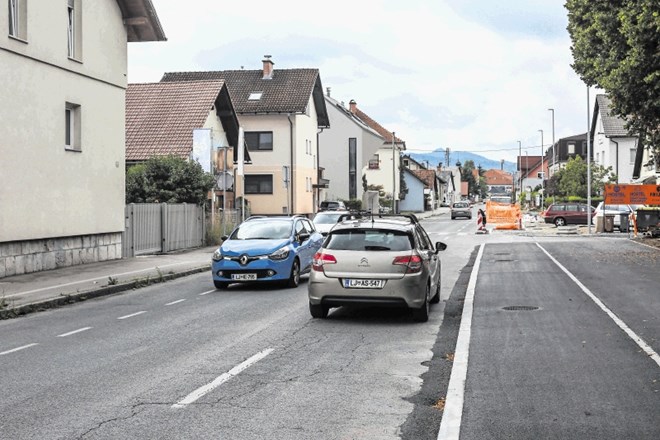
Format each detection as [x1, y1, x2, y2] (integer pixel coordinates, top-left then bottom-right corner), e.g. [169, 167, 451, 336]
[214, 280, 228, 289]
[554, 217, 566, 227]
[412, 283, 430, 322]
[287, 258, 300, 288]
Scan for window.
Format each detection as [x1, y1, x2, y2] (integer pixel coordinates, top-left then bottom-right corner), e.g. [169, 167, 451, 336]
[567, 142, 575, 155]
[348, 138, 357, 199]
[248, 92, 263, 100]
[65, 102, 81, 151]
[8, 0, 26, 40]
[630, 148, 636, 164]
[66, 0, 81, 60]
[244, 175, 273, 194]
[67, 0, 74, 57]
[245, 132, 273, 151]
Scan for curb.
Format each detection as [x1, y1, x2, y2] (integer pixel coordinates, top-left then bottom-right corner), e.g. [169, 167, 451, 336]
[0, 264, 211, 320]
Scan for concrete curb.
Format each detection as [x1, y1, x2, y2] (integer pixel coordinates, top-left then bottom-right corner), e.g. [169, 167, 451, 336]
[0, 264, 211, 320]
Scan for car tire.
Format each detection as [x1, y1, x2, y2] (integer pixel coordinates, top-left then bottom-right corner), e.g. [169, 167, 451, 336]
[286, 258, 300, 288]
[430, 277, 441, 304]
[214, 280, 228, 289]
[451, 216, 455, 220]
[309, 302, 329, 319]
[554, 217, 566, 227]
[412, 284, 430, 322]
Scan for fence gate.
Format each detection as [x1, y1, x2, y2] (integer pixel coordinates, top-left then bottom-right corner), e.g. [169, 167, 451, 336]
[122, 203, 205, 258]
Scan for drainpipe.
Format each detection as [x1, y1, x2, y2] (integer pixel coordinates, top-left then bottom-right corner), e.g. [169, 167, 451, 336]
[611, 138, 619, 183]
[288, 114, 294, 214]
[316, 127, 325, 214]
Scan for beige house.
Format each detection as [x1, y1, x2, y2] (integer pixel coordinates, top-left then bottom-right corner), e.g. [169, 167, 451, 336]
[161, 57, 330, 216]
[0, 0, 165, 278]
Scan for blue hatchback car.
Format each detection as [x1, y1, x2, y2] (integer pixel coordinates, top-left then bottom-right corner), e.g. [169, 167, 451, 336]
[212, 216, 324, 289]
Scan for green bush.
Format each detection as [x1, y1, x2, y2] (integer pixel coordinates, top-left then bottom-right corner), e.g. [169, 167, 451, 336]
[343, 199, 362, 211]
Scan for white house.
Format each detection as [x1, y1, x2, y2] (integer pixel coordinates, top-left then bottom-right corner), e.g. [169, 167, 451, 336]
[161, 57, 330, 216]
[0, 0, 165, 278]
[319, 94, 384, 203]
[591, 94, 638, 183]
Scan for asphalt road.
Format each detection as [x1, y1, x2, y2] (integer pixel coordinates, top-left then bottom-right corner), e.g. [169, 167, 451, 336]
[1, 210, 658, 439]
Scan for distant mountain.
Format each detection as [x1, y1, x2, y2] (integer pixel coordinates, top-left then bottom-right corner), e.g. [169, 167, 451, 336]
[408, 149, 517, 174]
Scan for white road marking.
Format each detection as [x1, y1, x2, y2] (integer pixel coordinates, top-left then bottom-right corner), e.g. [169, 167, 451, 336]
[165, 299, 186, 306]
[5, 262, 204, 299]
[536, 243, 660, 368]
[437, 243, 485, 440]
[57, 327, 92, 337]
[198, 289, 216, 296]
[0, 343, 39, 356]
[117, 311, 147, 320]
[172, 348, 274, 409]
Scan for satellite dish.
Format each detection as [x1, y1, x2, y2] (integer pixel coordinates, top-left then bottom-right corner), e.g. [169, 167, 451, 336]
[216, 171, 234, 190]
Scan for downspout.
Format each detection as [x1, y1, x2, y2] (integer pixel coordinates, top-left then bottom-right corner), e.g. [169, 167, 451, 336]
[611, 138, 619, 183]
[288, 114, 294, 214]
[316, 127, 325, 214]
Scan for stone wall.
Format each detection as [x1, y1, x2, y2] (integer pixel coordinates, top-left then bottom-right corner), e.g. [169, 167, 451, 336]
[0, 233, 122, 279]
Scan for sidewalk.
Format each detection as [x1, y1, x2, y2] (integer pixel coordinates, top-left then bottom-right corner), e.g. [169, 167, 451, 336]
[0, 246, 216, 319]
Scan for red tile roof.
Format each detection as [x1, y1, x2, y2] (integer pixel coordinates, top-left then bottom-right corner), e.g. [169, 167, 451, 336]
[411, 169, 437, 188]
[351, 107, 404, 146]
[126, 80, 226, 161]
[484, 169, 514, 185]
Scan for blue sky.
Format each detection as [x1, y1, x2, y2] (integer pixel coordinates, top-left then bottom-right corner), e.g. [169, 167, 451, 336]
[128, 0, 599, 163]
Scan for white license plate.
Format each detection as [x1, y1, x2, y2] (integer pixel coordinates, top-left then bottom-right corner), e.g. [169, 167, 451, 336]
[232, 273, 257, 281]
[343, 279, 385, 289]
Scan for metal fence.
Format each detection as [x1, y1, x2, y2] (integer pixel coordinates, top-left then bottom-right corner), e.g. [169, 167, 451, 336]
[122, 203, 206, 258]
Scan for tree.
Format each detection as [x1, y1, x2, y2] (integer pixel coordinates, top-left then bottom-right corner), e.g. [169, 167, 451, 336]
[566, 0, 660, 159]
[126, 155, 215, 205]
[459, 160, 479, 198]
[556, 156, 616, 198]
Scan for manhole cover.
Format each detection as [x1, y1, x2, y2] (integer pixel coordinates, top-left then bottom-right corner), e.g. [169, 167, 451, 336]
[502, 306, 539, 311]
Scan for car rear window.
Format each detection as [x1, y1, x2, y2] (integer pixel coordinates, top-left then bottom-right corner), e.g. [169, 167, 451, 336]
[325, 229, 413, 251]
[453, 203, 468, 208]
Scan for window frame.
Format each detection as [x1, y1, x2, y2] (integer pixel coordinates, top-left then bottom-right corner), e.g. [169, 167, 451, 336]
[245, 131, 273, 151]
[244, 174, 273, 194]
[67, 0, 75, 58]
[65, 102, 81, 151]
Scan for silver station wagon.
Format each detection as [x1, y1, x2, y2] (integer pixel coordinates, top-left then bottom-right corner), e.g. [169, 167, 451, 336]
[308, 213, 447, 322]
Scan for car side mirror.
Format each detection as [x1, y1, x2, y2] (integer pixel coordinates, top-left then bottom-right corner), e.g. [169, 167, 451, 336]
[221, 235, 228, 241]
[435, 242, 447, 252]
[298, 232, 311, 243]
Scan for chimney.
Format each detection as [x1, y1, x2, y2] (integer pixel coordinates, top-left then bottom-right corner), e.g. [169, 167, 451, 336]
[262, 55, 274, 80]
[326, 87, 331, 97]
[349, 99, 357, 114]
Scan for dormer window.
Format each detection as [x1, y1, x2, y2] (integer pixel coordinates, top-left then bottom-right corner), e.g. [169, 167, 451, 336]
[248, 92, 263, 101]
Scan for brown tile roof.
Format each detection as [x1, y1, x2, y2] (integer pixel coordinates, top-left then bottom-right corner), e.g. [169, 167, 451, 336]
[351, 107, 405, 146]
[593, 94, 633, 137]
[126, 80, 226, 161]
[160, 69, 330, 127]
[484, 169, 514, 185]
[411, 169, 437, 188]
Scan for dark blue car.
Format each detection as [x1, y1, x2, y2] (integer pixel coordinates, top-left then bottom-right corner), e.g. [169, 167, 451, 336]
[211, 216, 324, 289]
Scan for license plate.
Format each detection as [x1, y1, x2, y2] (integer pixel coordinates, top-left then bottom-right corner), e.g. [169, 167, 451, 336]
[232, 273, 257, 281]
[343, 279, 385, 289]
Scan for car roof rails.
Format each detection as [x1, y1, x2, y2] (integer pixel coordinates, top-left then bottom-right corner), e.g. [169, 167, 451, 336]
[336, 212, 419, 225]
[244, 215, 268, 221]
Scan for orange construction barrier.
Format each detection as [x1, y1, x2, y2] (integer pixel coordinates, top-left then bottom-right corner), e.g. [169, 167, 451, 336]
[475, 209, 488, 234]
[485, 200, 522, 230]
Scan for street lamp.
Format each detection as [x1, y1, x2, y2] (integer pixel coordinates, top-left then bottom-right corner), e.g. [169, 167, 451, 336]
[538, 129, 544, 212]
[518, 140, 522, 195]
[548, 108, 555, 176]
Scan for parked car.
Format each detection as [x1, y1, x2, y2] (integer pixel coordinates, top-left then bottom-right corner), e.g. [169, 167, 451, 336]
[312, 210, 350, 236]
[541, 203, 595, 226]
[211, 216, 324, 289]
[319, 200, 346, 211]
[450, 201, 472, 220]
[593, 202, 644, 230]
[308, 213, 447, 322]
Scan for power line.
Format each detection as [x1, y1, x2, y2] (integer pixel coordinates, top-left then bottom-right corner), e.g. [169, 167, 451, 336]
[405, 145, 546, 155]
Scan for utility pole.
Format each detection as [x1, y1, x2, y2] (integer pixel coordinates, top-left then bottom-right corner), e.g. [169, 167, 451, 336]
[538, 129, 544, 212]
[586, 87, 592, 234]
[392, 132, 396, 214]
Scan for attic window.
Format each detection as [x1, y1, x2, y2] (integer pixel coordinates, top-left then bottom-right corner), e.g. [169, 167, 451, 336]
[248, 92, 263, 101]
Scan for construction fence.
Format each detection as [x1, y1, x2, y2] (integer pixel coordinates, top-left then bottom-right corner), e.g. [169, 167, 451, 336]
[485, 200, 522, 230]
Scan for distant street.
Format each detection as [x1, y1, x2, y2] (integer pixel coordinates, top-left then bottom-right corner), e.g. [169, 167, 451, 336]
[1, 210, 659, 439]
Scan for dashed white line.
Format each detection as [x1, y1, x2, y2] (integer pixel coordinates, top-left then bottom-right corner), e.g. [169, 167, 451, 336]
[57, 327, 92, 337]
[172, 348, 274, 409]
[165, 299, 186, 306]
[0, 343, 39, 356]
[198, 289, 216, 296]
[437, 243, 484, 440]
[536, 242, 660, 368]
[117, 311, 147, 320]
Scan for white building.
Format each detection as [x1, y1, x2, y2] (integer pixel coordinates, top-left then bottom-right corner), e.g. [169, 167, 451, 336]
[0, 0, 165, 278]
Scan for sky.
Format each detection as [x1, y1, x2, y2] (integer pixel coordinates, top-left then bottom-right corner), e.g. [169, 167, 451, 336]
[128, 0, 601, 164]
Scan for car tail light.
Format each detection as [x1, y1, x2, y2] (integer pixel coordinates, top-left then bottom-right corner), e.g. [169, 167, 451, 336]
[312, 252, 336, 271]
[392, 255, 422, 273]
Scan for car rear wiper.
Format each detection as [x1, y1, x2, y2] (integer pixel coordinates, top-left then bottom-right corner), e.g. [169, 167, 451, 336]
[364, 245, 391, 251]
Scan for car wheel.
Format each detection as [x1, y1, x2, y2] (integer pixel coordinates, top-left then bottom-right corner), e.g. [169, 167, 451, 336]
[214, 280, 228, 289]
[309, 302, 329, 319]
[554, 217, 566, 227]
[412, 283, 430, 322]
[430, 278, 441, 304]
[287, 258, 300, 288]
[451, 216, 455, 220]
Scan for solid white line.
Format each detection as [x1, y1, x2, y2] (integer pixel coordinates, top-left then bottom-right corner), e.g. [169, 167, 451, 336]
[117, 311, 147, 320]
[198, 289, 216, 296]
[6, 262, 205, 299]
[536, 243, 660, 368]
[172, 348, 274, 409]
[0, 343, 39, 356]
[165, 299, 186, 306]
[437, 243, 485, 440]
[57, 327, 92, 337]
